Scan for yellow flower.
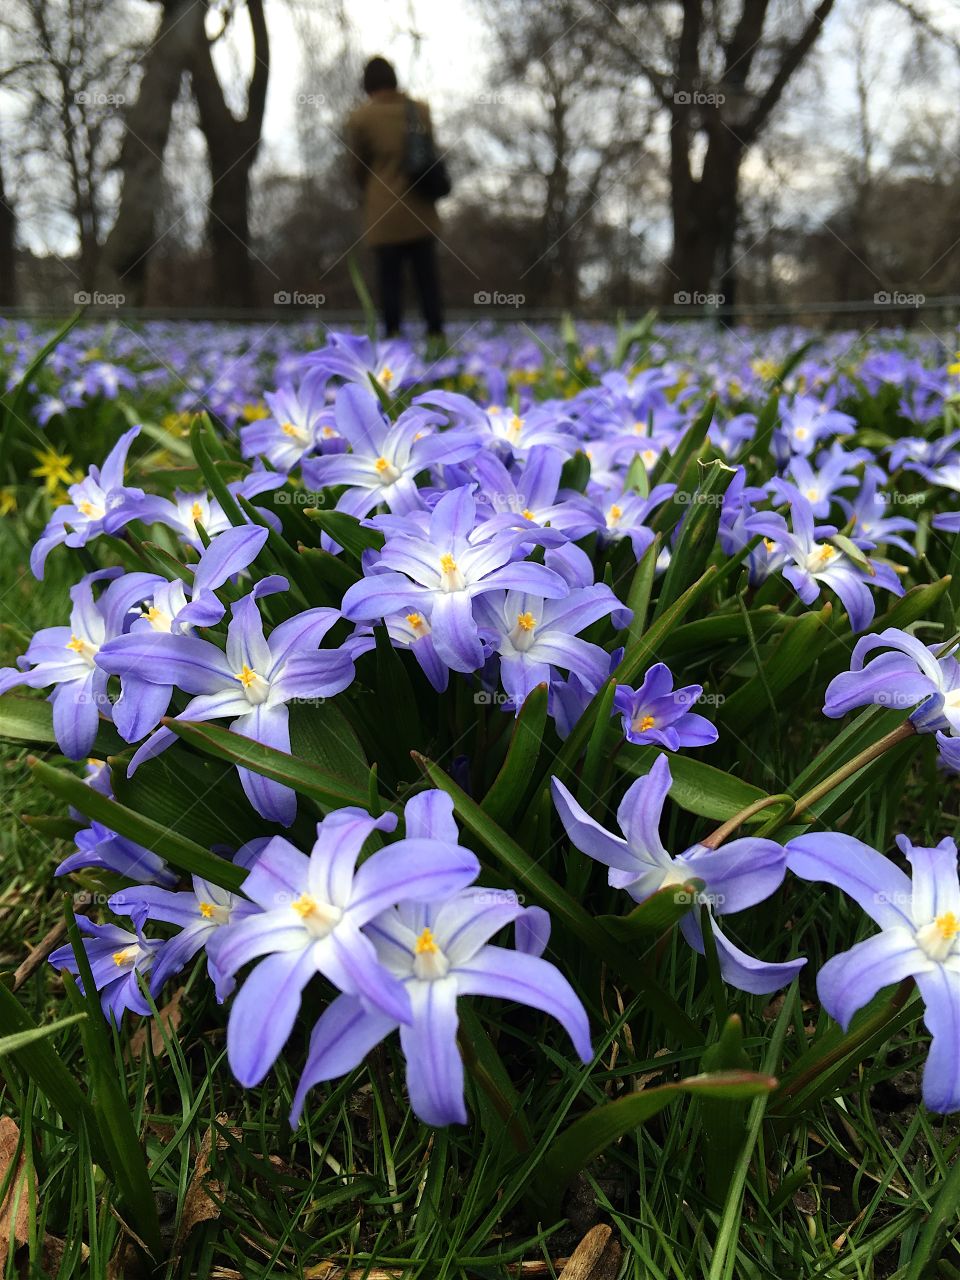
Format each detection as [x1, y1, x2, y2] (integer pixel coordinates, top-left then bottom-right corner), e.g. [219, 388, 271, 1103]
[241, 402, 269, 422]
[30, 447, 75, 497]
[0, 489, 16, 516]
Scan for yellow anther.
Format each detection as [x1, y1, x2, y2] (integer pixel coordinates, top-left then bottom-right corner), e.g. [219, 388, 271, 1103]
[516, 611, 536, 632]
[190, 501, 204, 522]
[321, 426, 337, 438]
[936, 911, 959, 940]
[440, 553, 458, 573]
[379, 366, 394, 386]
[281, 422, 301, 438]
[78, 499, 97, 516]
[763, 538, 777, 553]
[111, 947, 136, 967]
[508, 414, 524, 434]
[794, 426, 809, 441]
[375, 456, 391, 472]
[406, 612, 424, 630]
[521, 508, 535, 520]
[817, 545, 836, 562]
[145, 606, 165, 625]
[66, 634, 86, 652]
[638, 714, 656, 731]
[198, 901, 215, 919]
[234, 664, 258, 688]
[806, 488, 818, 501]
[609, 504, 623, 521]
[415, 927, 439, 955]
[291, 893, 319, 918]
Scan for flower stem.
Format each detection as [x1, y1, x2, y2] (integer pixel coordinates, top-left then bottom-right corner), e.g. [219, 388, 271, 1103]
[787, 720, 917, 819]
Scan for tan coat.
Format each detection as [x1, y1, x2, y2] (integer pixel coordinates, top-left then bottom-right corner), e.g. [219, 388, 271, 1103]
[345, 92, 442, 247]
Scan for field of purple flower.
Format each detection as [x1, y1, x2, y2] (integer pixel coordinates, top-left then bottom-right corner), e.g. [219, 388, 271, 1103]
[0, 315, 959, 1278]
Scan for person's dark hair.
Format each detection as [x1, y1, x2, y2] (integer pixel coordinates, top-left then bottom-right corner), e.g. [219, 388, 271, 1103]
[363, 57, 397, 94]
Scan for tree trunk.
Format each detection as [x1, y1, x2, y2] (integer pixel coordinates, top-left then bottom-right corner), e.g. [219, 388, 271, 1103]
[0, 151, 16, 307]
[100, 0, 205, 304]
[190, 0, 269, 308]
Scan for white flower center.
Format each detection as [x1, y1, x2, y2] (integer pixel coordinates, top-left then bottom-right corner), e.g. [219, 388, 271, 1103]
[805, 543, 838, 574]
[233, 664, 271, 705]
[66, 633, 98, 667]
[439, 553, 466, 592]
[143, 606, 172, 632]
[374, 455, 401, 485]
[290, 894, 343, 938]
[413, 927, 450, 980]
[509, 610, 538, 652]
[916, 912, 960, 964]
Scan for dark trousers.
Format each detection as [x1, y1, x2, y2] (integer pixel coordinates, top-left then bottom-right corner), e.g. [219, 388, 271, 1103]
[374, 237, 444, 338]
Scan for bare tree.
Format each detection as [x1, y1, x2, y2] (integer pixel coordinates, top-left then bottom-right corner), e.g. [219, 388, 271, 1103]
[190, 0, 269, 307]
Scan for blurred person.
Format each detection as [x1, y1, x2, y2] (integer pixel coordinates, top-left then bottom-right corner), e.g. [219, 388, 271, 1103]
[345, 56, 447, 342]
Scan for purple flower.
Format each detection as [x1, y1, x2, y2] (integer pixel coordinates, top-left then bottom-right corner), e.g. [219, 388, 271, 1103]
[57, 820, 177, 887]
[110, 876, 259, 1001]
[240, 381, 336, 473]
[31, 426, 144, 578]
[341, 486, 569, 673]
[774, 396, 855, 462]
[208, 797, 480, 1087]
[299, 332, 418, 394]
[97, 593, 357, 824]
[122, 471, 284, 552]
[289, 792, 590, 1127]
[614, 663, 718, 749]
[0, 568, 163, 759]
[836, 467, 916, 554]
[302, 384, 481, 522]
[49, 917, 160, 1023]
[474, 549, 627, 708]
[823, 628, 960, 732]
[746, 493, 904, 632]
[552, 755, 804, 994]
[786, 831, 960, 1112]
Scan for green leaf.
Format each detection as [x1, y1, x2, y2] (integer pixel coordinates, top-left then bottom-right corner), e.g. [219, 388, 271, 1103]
[537, 1071, 776, 1216]
[651, 394, 716, 490]
[717, 605, 830, 728]
[622, 535, 660, 647]
[0, 1013, 87, 1056]
[482, 684, 548, 826]
[700, 1015, 752, 1202]
[289, 698, 372, 800]
[0, 310, 84, 475]
[578, 679, 619, 806]
[62, 902, 162, 1256]
[598, 879, 704, 942]
[0, 692, 124, 755]
[737, 388, 779, 465]
[616, 749, 791, 824]
[654, 459, 736, 617]
[29, 757, 243, 891]
[0, 983, 102, 1161]
[165, 715, 372, 813]
[304, 510, 385, 560]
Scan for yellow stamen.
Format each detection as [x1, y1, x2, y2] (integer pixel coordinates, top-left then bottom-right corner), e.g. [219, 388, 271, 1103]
[234, 664, 258, 688]
[190, 501, 204, 522]
[806, 488, 818, 501]
[817, 545, 836, 563]
[440, 553, 457, 573]
[936, 911, 959, 940]
[794, 426, 809, 441]
[281, 422, 300, 437]
[78, 499, 98, 516]
[379, 366, 394, 386]
[609, 504, 622, 521]
[66, 634, 86, 653]
[111, 947, 136, 967]
[415, 927, 438, 955]
[638, 715, 656, 731]
[516, 611, 536, 632]
[521, 508, 535, 520]
[764, 538, 776, 553]
[375, 456, 391, 472]
[406, 612, 424, 630]
[198, 902, 215, 919]
[291, 893, 319, 918]
[145, 606, 165, 625]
